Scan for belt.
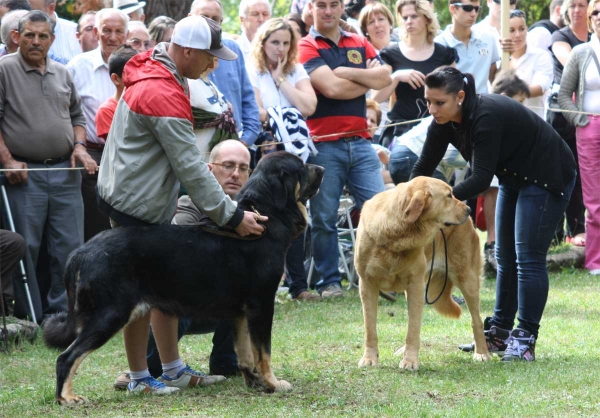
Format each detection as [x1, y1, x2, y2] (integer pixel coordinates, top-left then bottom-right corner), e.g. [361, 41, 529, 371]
[12, 155, 70, 165]
[341, 135, 363, 141]
[86, 142, 105, 151]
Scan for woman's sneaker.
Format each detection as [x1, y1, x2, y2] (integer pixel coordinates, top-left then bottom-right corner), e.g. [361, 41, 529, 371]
[127, 376, 180, 395]
[458, 317, 510, 355]
[161, 365, 226, 388]
[501, 328, 536, 362]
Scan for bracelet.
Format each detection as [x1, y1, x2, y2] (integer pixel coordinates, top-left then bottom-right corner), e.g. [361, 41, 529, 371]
[278, 76, 286, 87]
[74, 141, 87, 148]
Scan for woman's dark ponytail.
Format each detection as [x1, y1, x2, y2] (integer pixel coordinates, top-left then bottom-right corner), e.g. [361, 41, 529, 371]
[425, 66, 478, 129]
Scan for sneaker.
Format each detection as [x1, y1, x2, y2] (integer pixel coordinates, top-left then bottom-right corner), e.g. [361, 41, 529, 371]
[501, 328, 536, 362]
[458, 317, 510, 355]
[114, 372, 130, 391]
[161, 365, 226, 388]
[292, 291, 322, 301]
[127, 376, 180, 395]
[320, 284, 343, 298]
[483, 242, 497, 278]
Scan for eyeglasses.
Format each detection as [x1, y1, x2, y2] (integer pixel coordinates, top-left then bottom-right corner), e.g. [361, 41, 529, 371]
[591, 10, 600, 18]
[493, 0, 517, 4]
[509, 9, 526, 19]
[212, 162, 252, 175]
[452, 3, 481, 13]
[127, 38, 152, 49]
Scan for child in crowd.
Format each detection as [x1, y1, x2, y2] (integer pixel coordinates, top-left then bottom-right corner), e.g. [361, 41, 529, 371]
[366, 99, 393, 187]
[95, 45, 138, 140]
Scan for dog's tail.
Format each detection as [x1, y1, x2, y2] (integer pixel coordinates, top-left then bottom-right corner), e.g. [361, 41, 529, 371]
[42, 254, 81, 350]
[428, 273, 461, 319]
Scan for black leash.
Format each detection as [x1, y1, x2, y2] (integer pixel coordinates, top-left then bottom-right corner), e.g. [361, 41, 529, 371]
[425, 229, 448, 305]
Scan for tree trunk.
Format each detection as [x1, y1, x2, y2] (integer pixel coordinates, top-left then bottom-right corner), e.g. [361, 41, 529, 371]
[144, 0, 194, 23]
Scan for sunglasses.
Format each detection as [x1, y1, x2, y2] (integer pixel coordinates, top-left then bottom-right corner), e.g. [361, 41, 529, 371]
[493, 0, 517, 4]
[592, 10, 600, 17]
[452, 3, 481, 13]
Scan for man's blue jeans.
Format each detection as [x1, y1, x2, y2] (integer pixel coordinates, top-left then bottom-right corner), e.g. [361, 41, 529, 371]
[492, 174, 576, 337]
[307, 138, 385, 292]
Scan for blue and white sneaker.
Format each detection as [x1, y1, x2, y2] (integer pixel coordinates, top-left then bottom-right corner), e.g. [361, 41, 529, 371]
[161, 365, 226, 388]
[127, 375, 180, 395]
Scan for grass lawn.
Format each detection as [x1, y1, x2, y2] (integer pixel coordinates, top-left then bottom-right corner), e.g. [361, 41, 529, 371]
[1, 267, 599, 417]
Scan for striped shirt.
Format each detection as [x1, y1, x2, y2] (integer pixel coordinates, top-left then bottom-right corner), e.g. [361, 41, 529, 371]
[299, 26, 380, 142]
[49, 14, 82, 65]
[67, 47, 115, 145]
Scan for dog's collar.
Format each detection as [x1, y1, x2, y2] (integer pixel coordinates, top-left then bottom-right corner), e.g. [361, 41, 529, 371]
[188, 214, 266, 241]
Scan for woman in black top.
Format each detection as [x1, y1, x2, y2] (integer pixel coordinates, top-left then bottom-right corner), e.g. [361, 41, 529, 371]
[374, 0, 455, 146]
[411, 66, 577, 362]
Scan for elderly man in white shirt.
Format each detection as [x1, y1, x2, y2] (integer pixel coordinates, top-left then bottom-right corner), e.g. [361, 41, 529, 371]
[29, 0, 82, 64]
[67, 8, 129, 242]
[236, 0, 271, 60]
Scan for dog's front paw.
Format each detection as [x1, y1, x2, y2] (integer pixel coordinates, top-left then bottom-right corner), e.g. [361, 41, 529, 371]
[399, 357, 419, 371]
[274, 379, 292, 392]
[358, 356, 379, 367]
[473, 352, 492, 362]
[57, 394, 88, 405]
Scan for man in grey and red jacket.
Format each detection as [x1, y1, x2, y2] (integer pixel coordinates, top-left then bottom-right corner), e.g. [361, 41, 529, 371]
[97, 15, 266, 395]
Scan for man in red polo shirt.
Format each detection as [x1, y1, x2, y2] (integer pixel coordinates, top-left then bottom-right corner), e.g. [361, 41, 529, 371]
[299, 0, 391, 298]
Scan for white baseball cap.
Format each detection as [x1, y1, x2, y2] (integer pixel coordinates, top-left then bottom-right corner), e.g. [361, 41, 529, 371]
[113, 0, 146, 15]
[171, 16, 237, 61]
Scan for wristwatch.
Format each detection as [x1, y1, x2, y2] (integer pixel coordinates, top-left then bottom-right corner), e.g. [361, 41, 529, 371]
[277, 76, 285, 87]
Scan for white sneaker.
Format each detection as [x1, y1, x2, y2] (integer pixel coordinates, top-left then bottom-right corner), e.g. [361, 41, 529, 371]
[161, 365, 226, 388]
[127, 376, 180, 395]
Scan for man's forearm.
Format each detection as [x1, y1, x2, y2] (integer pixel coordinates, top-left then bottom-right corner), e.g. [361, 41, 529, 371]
[335, 66, 392, 90]
[0, 130, 14, 165]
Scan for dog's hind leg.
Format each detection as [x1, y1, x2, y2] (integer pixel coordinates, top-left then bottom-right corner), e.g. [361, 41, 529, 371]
[56, 309, 130, 405]
[454, 272, 491, 362]
[245, 301, 291, 393]
[358, 274, 380, 367]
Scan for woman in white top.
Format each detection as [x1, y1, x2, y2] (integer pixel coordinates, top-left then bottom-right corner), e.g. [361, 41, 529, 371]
[557, 0, 600, 274]
[188, 57, 237, 161]
[247, 18, 319, 301]
[504, 10, 553, 119]
[247, 18, 316, 124]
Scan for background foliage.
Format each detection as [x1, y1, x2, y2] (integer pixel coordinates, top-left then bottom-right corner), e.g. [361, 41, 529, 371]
[60, 0, 556, 34]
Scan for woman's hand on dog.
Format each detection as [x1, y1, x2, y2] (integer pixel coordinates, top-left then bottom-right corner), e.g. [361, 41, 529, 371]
[236, 211, 268, 236]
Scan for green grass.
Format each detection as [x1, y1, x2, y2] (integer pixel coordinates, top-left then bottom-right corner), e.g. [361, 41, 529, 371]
[1, 268, 599, 417]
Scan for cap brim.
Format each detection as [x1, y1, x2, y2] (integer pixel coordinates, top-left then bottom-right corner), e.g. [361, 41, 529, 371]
[119, 4, 144, 14]
[206, 45, 237, 61]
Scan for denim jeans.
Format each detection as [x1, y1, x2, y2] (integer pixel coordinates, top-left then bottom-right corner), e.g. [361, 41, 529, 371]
[492, 174, 576, 337]
[307, 138, 385, 292]
[388, 145, 446, 184]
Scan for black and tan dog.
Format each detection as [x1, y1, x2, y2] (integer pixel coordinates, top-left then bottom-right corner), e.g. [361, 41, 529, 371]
[43, 152, 324, 405]
[355, 177, 491, 371]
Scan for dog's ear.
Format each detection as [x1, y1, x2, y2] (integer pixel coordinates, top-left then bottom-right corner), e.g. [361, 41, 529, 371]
[272, 169, 295, 210]
[403, 189, 429, 223]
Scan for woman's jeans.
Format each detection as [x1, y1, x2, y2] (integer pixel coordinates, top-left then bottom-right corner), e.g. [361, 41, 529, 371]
[492, 174, 576, 337]
[576, 117, 600, 271]
[389, 145, 446, 184]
